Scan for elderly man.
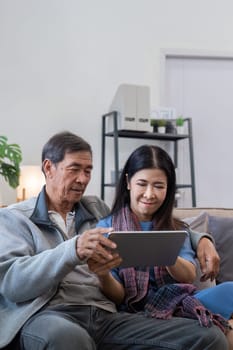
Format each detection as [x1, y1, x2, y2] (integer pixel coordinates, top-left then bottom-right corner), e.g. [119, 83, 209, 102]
[0, 131, 226, 350]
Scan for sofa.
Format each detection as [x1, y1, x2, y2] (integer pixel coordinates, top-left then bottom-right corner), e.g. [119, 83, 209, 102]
[174, 207, 233, 288]
[2, 207, 233, 350]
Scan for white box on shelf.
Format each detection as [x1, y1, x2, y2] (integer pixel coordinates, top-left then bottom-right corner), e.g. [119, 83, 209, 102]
[136, 85, 151, 132]
[109, 84, 137, 131]
[108, 84, 151, 131]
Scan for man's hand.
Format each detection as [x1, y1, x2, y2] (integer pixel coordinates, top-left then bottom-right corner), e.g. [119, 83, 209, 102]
[76, 227, 116, 262]
[197, 237, 220, 281]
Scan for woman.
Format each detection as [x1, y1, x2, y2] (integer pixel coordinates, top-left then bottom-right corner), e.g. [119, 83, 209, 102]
[90, 144, 233, 347]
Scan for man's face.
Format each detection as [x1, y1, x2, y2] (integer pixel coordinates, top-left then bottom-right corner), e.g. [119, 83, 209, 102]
[44, 151, 93, 209]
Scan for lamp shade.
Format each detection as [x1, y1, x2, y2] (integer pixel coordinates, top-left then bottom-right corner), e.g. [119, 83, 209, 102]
[17, 165, 45, 201]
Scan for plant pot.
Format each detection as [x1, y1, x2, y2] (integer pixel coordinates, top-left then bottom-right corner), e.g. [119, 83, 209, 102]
[158, 126, 166, 134]
[166, 121, 176, 134]
[152, 125, 158, 133]
[176, 126, 185, 134]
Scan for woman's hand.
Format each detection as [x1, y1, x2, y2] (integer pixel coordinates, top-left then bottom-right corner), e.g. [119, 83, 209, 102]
[88, 252, 122, 276]
[88, 252, 124, 304]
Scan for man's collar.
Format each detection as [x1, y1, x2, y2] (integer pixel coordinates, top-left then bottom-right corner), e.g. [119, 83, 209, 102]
[30, 186, 52, 225]
[30, 186, 95, 231]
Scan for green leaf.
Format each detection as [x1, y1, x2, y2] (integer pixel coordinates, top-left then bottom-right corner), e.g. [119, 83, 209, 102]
[0, 136, 22, 188]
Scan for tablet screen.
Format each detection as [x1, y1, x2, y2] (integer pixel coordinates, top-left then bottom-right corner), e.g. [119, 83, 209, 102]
[107, 230, 187, 267]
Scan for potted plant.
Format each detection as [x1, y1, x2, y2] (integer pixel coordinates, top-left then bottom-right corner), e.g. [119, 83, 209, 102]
[0, 136, 22, 188]
[176, 116, 185, 134]
[150, 119, 167, 133]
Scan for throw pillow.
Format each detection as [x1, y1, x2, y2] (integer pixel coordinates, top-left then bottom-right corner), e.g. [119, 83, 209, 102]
[183, 211, 209, 233]
[208, 215, 233, 283]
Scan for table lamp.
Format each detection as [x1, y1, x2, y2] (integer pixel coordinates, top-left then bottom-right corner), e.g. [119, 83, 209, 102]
[17, 165, 45, 201]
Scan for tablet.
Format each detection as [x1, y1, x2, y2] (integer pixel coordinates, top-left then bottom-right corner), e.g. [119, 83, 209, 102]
[107, 230, 187, 267]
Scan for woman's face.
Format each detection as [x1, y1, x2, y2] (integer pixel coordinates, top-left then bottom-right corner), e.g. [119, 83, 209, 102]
[127, 168, 167, 222]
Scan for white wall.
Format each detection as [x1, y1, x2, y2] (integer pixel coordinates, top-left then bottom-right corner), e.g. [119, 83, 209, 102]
[1, 0, 233, 206]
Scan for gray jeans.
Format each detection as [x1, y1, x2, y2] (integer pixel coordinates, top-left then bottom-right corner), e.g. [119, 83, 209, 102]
[19, 305, 227, 350]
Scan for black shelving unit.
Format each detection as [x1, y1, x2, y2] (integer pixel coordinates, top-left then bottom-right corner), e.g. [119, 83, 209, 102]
[101, 111, 196, 206]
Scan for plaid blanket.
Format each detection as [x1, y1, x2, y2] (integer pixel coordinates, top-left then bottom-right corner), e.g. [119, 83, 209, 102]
[119, 267, 229, 333]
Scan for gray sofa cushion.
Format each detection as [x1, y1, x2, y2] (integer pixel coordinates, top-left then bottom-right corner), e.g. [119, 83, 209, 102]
[179, 210, 233, 285]
[208, 215, 233, 284]
[183, 211, 209, 233]
[174, 208, 233, 286]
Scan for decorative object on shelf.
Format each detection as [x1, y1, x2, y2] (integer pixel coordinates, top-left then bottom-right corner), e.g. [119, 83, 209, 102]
[165, 121, 176, 134]
[157, 119, 167, 133]
[151, 119, 176, 134]
[176, 116, 185, 134]
[17, 165, 45, 201]
[150, 119, 167, 133]
[109, 84, 151, 131]
[0, 135, 22, 188]
[150, 119, 159, 132]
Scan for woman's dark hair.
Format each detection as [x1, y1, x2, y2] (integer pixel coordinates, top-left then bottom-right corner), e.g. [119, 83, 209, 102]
[111, 144, 181, 229]
[41, 131, 92, 173]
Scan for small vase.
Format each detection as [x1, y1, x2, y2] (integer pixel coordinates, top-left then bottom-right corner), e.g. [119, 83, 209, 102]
[158, 126, 166, 134]
[176, 126, 185, 134]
